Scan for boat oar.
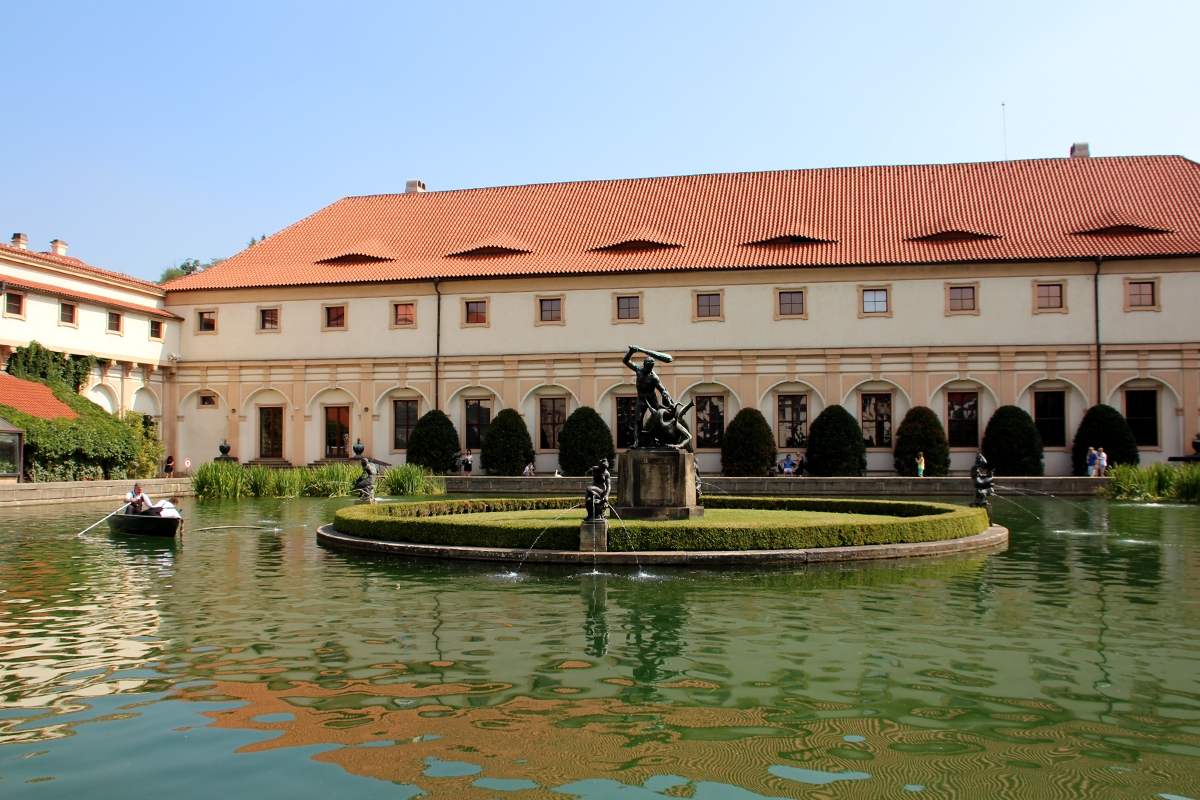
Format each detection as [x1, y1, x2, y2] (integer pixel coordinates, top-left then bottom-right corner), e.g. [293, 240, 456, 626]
[78, 503, 131, 537]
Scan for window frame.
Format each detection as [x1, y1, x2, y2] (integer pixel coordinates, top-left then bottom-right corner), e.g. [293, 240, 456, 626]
[691, 289, 725, 322]
[463, 397, 493, 450]
[946, 391, 980, 449]
[615, 395, 638, 449]
[197, 392, 218, 408]
[322, 404, 351, 458]
[944, 282, 980, 316]
[1124, 388, 1161, 449]
[258, 405, 285, 460]
[3, 291, 25, 320]
[461, 297, 490, 328]
[1032, 280, 1068, 314]
[148, 318, 164, 341]
[195, 308, 218, 335]
[1033, 389, 1068, 449]
[860, 392, 893, 449]
[391, 397, 420, 452]
[693, 394, 727, 450]
[538, 396, 568, 451]
[858, 284, 892, 318]
[389, 299, 418, 330]
[58, 301, 78, 328]
[534, 294, 565, 327]
[1123, 277, 1161, 312]
[776, 393, 809, 449]
[257, 305, 282, 334]
[612, 292, 644, 324]
[774, 287, 808, 320]
[106, 309, 124, 335]
[321, 303, 348, 331]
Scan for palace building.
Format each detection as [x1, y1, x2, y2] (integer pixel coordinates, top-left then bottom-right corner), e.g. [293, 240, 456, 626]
[9, 150, 1200, 475]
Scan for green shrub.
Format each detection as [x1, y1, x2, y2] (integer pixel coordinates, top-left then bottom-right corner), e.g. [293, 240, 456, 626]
[805, 405, 867, 477]
[192, 461, 250, 498]
[333, 496, 988, 552]
[480, 408, 534, 475]
[981, 405, 1044, 476]
[6, 340, 96, 392]
[893, 406, 951, 476]
[303, 462, 359, 496]
[556, 406, 616, 476]
[405, 410, 460, 473]
[720, 408, 777, 476]
[1072, 405, 1139, 476]
[379, 463, 447, 496]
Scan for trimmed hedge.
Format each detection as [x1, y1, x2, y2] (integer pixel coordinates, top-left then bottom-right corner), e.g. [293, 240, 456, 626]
[982, 405, 1044, 476]
[1072, 404, 1140, 476]
[557, 406, 616, 476]
[333, 496, 988, 552]
[480, 408, 534, 475]
[406, 410, 460, 473]
[893, 406, 951, 476]
[805, 405, 867, 477]
[721, 408, 777, 476]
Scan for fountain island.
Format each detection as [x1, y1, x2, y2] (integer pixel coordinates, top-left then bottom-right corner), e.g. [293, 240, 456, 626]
[318, 346, 1006, 565]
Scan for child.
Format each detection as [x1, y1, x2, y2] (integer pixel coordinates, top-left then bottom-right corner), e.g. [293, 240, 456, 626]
[916, 451, 925, 477]
[523, 461, 535, 477]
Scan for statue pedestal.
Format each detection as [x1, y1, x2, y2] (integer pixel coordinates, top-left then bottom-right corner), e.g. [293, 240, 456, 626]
[615, 449, 704, 520]
[579, 518, 608, 552]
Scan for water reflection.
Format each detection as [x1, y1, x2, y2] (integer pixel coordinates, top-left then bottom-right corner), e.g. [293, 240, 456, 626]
[0, 496, 1197, 799]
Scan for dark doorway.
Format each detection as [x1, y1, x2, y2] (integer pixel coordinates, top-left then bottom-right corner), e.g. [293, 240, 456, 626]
[260, 407, 283, 459]
[325, 406, 350, 458]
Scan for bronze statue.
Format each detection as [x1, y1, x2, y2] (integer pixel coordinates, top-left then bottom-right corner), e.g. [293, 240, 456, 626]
[642, 399, 694, 450]
[353, 457, 378, 504]
[971, 452, 994, 509]
[623, 345, 674, 448]
[584, 458, 611, 520]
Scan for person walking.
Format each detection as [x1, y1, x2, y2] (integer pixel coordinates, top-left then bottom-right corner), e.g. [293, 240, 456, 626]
[916, 451, 925, 477]
[462, 449, 473, 476]
[1086, 447, 1098, 477]
[1097, 447, 1108, 477]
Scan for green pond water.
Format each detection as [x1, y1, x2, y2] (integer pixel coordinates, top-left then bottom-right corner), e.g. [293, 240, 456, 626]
[0, 495, 1198, 799]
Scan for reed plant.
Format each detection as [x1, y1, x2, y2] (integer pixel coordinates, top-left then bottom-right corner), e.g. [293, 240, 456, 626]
[192, 461, 250, 499]
[301, 462, 360, 497]
[378, 463, 447, 496]
[1102, 462, 1200, 501]
[191, 460, 445, 500]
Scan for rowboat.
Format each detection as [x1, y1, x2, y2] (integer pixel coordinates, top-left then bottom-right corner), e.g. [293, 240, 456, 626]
[107, 512, 184, 538]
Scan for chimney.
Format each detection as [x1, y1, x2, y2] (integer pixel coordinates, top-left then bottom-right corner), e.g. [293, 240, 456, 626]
[1070, 142, 1090, 158]
[405, 179, 427, 194]
[49, 239, 68, 256]
[11, 233, 27, 250]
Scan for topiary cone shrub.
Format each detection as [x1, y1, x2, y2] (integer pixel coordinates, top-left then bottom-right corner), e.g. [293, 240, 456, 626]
[480, 408, 535, 476]
[982, 405, 1044, 476]
[557, 406, 616, 476]
[405, 409, 460, 473]
[893, 406, 951, 476]
[721, 408, 777, 476]
[805, 405, 867, 477]
[1072, 404, 1140, 475]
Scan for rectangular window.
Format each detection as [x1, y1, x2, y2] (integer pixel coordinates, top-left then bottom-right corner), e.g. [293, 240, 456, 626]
[324, 406, 350, 458]
[539, 298, 561, 323]
[464, 399, 492, 449]
[1034, 390, 1066, 448]
[107, 311, 123, 333]
[777, 394, 808, 448]
[465, 300, 487, 325]
[694, 395, 725, 448]
[149, 319, 163, 340]
[616, 295, 640, 320]
[393, 399, 419, 450]
[199, 394, 217, 407]
[259, 407, 283, 459]
[540, 397, 567, 449]
[325, 305, 346, 329]
[197, 310, 216, 332]
[3, 292, 22, 317]
[862, 288, 889, 315]
[861, 393, 892, 448]
[393, 302, 415, 327]
[948, 285, 976, 311]
[1125, 390, 1159, 447]
[260, 308, 280, 330]
[696, 293, 721, 318]
[947, 392, 979, 448]
[1127, 281, 1156, 308]
[616, 397, 638, 449]
[60, 303, 76, 325]
[778, 291, 805, 317]
[1036, 283, 1064, 309]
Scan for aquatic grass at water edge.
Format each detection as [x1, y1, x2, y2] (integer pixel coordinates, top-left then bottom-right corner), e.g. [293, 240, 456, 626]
[192, 460, 446, 499]
[1102, 462, 1200, 501]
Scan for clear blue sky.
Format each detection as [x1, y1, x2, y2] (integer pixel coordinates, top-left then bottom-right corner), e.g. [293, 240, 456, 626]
[2, 0, 1197, 282]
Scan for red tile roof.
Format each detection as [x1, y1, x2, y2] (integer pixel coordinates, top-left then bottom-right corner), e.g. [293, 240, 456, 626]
[0, 273, 182, 320]
[0, 243, 163, 293]
[164, 155, 1200, 292]
[0, 373, 79, 420]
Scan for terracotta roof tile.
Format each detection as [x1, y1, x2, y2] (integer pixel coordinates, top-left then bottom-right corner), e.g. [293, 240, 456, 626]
[0, 373, 79, 420]
[0, 244, 164, 293]
[164, 155, 1200, 292]
[0, 273, 182, 320]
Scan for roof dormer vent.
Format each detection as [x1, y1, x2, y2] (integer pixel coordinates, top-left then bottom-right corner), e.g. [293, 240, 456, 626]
[1070, 142, 1090, 158]
[743, 234, 834, 247]
[406, 179, 427, 194]
[908, 229, 1000, 243]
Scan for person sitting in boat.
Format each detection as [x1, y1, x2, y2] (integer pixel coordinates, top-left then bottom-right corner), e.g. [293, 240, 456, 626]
[125, 483, 154, 514]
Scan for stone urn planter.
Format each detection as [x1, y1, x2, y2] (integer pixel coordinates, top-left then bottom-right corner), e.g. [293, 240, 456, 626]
[352, 440, 365, 457]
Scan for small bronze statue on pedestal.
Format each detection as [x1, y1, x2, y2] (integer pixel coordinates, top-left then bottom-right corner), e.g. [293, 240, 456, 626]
[353, 457, 378, 504]
[971, 452, 995, 521]
[585, 459, 611, 520]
